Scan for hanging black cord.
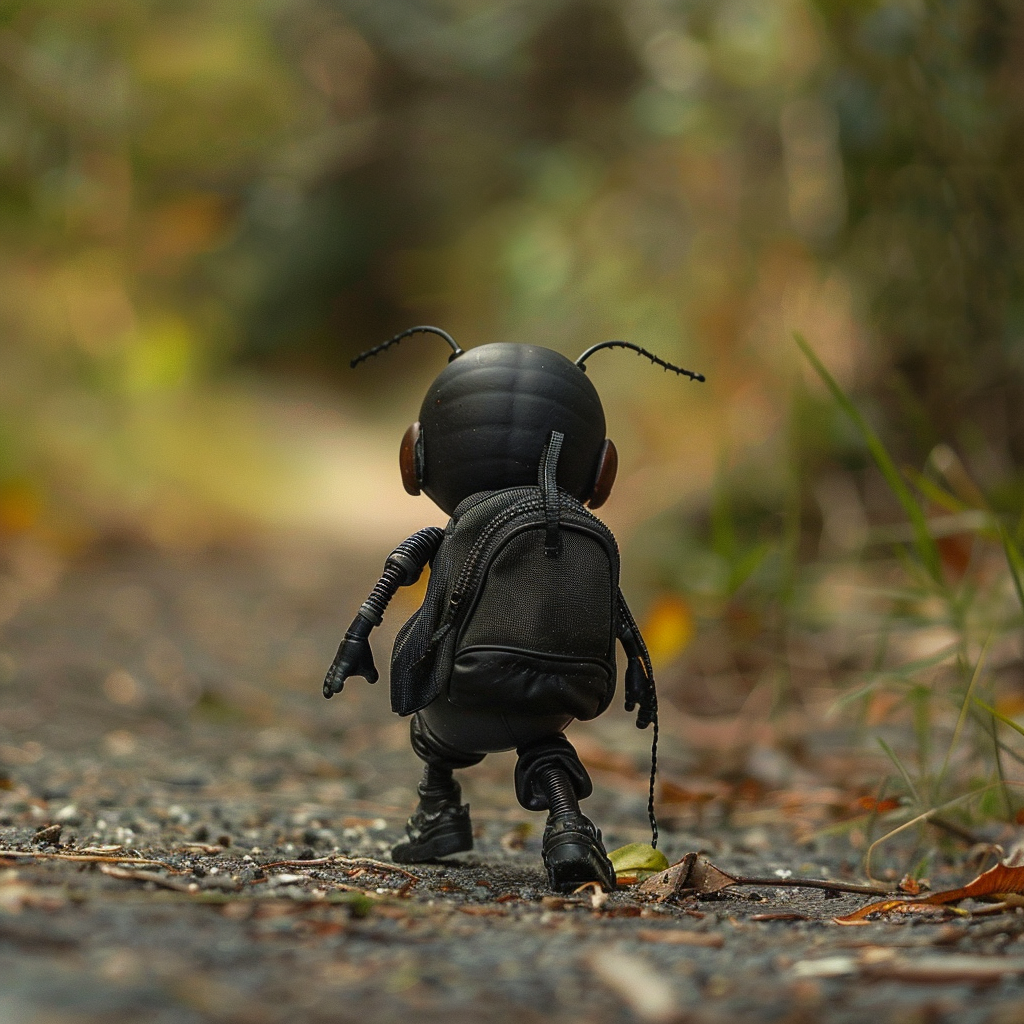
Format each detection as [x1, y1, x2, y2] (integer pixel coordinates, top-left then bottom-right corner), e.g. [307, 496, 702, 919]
[351, 326, 464, 368]
[647, 709, 659, 850]
[617, 594, 660, 849]
[575, 340, 705, 382]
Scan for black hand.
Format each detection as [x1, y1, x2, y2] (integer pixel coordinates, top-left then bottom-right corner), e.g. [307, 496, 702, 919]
[624, 657, 646, 714]
[323, 635, 378, 698]
[635, 696, 655, 730]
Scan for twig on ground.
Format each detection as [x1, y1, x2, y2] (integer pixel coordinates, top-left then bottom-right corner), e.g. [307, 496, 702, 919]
[728, 875, 891, 897]
[0, 849, 183, 871]
[260, 856, 420, 881]
[99, 864, 197, 892]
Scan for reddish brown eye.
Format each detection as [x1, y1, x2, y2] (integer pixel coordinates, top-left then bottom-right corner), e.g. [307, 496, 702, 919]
[587, 439, 617, 509]
[400, 422, 422, 495]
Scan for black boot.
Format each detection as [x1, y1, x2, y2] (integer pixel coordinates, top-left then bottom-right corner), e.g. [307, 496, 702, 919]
[392, 767, 473, 863]
[538, 765, 616, 893]
[542, 812, 617, 893]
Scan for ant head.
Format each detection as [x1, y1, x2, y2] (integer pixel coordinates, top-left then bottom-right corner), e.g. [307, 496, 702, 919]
[353, 326, 703, 516]
[415, 343, 607, 515]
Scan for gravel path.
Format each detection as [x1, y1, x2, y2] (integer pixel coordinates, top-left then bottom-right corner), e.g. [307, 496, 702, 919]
[2, 539, 1024, 1024]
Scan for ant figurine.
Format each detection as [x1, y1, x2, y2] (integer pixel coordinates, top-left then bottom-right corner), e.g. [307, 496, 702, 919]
[323, 327, 704, 892]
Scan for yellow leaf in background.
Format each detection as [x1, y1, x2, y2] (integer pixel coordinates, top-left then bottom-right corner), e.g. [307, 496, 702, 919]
[608, 843, 670, 883]
[641, 594, 694, 666]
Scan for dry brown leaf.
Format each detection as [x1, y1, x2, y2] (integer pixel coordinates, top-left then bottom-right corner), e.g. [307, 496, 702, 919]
[836, 859, 1024, 924]
[637, 853, 738, 901]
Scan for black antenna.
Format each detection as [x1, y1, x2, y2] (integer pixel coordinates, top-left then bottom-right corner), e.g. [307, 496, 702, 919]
[351, 326, 464, 369]
[575, 340, 705, 382]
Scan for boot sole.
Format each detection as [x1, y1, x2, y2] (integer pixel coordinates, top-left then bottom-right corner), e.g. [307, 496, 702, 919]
[543, 833, 617, 892]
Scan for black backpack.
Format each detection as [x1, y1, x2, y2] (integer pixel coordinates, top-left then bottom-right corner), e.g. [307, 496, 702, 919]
[391, 432, 627, 721]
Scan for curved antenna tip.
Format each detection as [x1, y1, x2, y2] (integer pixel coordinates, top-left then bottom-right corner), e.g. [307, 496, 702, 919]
[575, 340, 705, 382]
[351, 326, 464, 369]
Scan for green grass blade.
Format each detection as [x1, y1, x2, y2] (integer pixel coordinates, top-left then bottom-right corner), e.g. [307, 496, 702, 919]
[794, 332, 943, 586]
[975, 698, 1024, 740]
[877, 737, 921, 807]
[1000, 525, 1024, 615]
[936, 633, 991, 796]
[903, 466, 971, 515]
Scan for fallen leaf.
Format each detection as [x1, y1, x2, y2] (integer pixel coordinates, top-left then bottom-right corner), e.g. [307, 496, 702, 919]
[833, 900, 906, 926]
[855, 796, 901, 813]
[637, 853, 739, 901]
[608, 843, 670, 884]
[836, 859, 1024, 924]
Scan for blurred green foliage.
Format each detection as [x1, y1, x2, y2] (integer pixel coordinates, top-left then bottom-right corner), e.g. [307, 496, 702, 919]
[0, 0, 1021, 577]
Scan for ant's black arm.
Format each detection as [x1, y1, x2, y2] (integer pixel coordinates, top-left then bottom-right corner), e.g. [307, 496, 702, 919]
[617, 590, 661, 849]
[323, 527, 445, 698]
[616, 590, 657, 730]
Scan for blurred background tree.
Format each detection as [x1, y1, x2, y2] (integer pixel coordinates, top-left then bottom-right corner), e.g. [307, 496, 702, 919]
[1, 0, 1022, 561]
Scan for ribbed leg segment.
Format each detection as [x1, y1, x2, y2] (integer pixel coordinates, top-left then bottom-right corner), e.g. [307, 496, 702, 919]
[539, 765, 580, 819]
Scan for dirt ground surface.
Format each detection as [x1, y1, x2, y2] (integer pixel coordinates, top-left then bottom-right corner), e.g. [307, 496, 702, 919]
[3, 539, 1024, 1024]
